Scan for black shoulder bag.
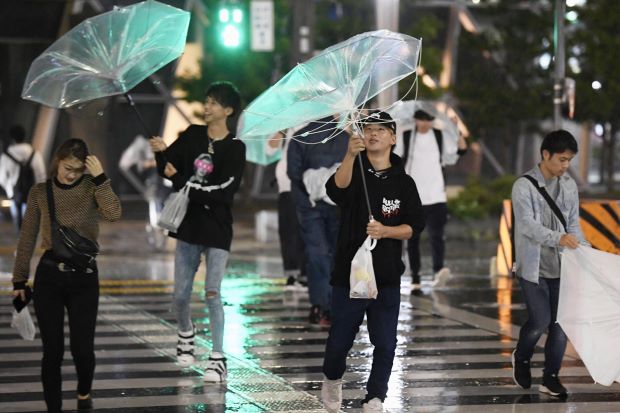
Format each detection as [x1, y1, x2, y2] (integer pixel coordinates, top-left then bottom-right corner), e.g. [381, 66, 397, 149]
[46, 180, 99, 271]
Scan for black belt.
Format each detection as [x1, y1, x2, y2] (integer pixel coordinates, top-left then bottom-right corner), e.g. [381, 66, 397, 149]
[41, 257, 95, 274]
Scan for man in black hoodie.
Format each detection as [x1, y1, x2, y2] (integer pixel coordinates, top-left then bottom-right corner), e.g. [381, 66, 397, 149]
[320, 111, 425, 413]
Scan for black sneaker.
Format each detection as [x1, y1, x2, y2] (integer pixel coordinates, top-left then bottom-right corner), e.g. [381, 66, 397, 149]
[77, 395, 93, 410]
[539, 373, 567, 397]
[511, 349, 531, 389]
[309, 305, 322, 324]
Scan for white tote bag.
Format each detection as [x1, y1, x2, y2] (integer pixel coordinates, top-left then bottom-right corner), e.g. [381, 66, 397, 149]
[11, 307, 36, 341]
[157, 184, 190, 232]
[350, 236, 378, 299]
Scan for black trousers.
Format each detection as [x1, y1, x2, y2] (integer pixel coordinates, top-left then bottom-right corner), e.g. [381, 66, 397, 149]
[277, 191, 306, 275]
[33, 252, 99, 413]
[407, 202, 448, 284]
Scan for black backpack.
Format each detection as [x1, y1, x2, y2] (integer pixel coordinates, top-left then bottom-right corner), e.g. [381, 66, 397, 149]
[4, 149, 36, 204]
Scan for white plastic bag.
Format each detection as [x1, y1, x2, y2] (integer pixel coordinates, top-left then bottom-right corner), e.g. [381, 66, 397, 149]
[157, 184, 190, 232]
[350, 236, 378, 299]
[11, 306, 36, 341]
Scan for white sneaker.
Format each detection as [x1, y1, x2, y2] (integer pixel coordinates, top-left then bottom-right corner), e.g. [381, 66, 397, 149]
[284, 275, 308, 292]
[431, 267, 451, 288]
[362, 397, 383, 412]
[203, 356, 227, 383]
[176, 327, 195, 367]
[321, 375, 342, 413]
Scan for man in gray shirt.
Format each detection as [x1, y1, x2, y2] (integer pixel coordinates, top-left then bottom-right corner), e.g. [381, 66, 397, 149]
[511, 130, 586, 398]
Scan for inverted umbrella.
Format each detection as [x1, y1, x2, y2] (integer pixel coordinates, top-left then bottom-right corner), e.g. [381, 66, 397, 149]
[557, 246, 620, 386]
[238, 29, 421, 140]
[238, 30, 421, 217]
[21, 0, 190, 135]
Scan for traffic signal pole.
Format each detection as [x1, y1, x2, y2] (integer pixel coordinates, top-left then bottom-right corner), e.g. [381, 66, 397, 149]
[553, 0, 565, 130]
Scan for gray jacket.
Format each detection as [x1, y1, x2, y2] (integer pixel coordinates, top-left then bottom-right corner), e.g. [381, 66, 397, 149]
[511, 165, 587, 283]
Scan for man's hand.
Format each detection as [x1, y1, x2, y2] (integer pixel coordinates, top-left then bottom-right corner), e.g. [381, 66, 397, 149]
[367, 220, 388, 240]
[347, 134, 365, 157]
[164, 162, 177, 178]
[149, 136, 167, 153]
[559, 234, 579, 249]
[85, 155, 104, 177]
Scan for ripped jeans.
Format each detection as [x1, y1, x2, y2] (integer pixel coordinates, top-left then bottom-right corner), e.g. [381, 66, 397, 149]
[174, 240, 228, 352]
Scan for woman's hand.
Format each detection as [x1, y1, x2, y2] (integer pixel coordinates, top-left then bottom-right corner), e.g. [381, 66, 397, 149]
[164, 162, 177, 178]
[85, 155, 104, 177]
[149, 136, 167, 153]
[13, 289, 25, 301]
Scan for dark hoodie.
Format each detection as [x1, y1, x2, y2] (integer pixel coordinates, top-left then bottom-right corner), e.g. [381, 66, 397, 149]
[326, 152, 425, 288]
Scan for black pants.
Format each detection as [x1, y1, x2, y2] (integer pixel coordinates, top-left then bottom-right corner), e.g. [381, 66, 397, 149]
[33, 252, 99, 413]
[407, 202, 448, 284]
[278, 191, 306, 275]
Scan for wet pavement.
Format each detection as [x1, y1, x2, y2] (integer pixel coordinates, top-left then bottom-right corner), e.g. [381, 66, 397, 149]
[1, 204, 619, 412]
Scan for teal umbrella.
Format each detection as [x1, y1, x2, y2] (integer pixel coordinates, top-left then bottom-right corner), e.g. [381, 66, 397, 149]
[238, 30, 421, 216]
[21, 0, 190, 134]
[238, 30, 421, 140]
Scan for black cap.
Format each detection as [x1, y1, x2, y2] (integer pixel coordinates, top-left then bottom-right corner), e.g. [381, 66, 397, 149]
[361, 110, 396, 133]
[413, 109, 435, 121]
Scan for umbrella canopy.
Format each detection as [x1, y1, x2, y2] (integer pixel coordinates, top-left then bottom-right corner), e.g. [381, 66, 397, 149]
[557, 246, 620, 386]
[238, 29, 421, 140]
[21, 0, 190, 109]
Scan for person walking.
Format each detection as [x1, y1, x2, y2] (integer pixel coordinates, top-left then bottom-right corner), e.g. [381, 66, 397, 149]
[320, 111, 425, 412]
[399, 109, 467, 290]
[511, 129, 586, 397]
[266, 130, 307, 290]
[0, 125, 46, 231]
[150, 81, 245, 382]
[12, 138, 121, 412]
[287, 116, 349, 325]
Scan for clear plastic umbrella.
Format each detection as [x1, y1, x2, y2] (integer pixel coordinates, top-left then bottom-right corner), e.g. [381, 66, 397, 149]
[238, 30, 421, 216]
[238, 29, 421, 140]
[21, 0, 190, 134]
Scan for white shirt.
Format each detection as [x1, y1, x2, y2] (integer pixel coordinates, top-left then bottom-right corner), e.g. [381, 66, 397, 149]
[0, 143, 47, 199]
[405, 130, 446, 205]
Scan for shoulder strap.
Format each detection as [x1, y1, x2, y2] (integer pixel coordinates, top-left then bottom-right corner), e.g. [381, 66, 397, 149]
[521, 175, 567, 232]
[45, 180, 57, 224]
[3, 148, 19, 164]
[402, 130, 412, 164]
[26, 150, 35, 165]
[433, 128, 443, 156]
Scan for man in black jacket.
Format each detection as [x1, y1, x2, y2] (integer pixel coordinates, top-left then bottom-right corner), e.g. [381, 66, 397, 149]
[150, 81, 245, 383]
[320, 111, 425, 413]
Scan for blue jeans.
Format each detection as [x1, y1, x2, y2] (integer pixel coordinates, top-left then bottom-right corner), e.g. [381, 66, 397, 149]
[515, 276, 567, 375]
[323, 287, 400, 402]
[296, 203, 339, 311]
[174, 240, 228, 353]
[10, 200, 27, 232]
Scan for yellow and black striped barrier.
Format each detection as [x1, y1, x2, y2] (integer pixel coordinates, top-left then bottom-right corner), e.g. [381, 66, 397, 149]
[495, 199, 619, 276]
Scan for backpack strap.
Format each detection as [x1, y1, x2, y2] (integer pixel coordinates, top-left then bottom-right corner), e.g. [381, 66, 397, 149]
[3, 147, 34, 166]
[432, 128, 443, 157]
[402, 130, 412, 165]
[521, 175, 568, 232]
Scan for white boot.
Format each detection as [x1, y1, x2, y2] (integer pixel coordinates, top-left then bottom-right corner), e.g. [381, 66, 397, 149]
[321, 375, 342, 413]
[362, 397, 383, 412]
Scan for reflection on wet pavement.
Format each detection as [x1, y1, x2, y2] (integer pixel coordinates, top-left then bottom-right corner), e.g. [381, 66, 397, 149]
[0, 218, 619, 412]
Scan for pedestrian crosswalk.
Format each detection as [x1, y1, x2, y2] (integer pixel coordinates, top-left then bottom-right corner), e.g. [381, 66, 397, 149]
[1, 267, 620, 412]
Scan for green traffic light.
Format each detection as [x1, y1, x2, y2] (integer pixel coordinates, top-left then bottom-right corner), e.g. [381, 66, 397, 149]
[222, 24, 241, 47]
[219, 8, 229, 23]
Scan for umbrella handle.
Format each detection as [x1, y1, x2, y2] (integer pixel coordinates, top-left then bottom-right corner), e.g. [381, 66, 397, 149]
[357, 152, 373, 221]
[125, 93, 154, 138]
[124, 93, 168, 163]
